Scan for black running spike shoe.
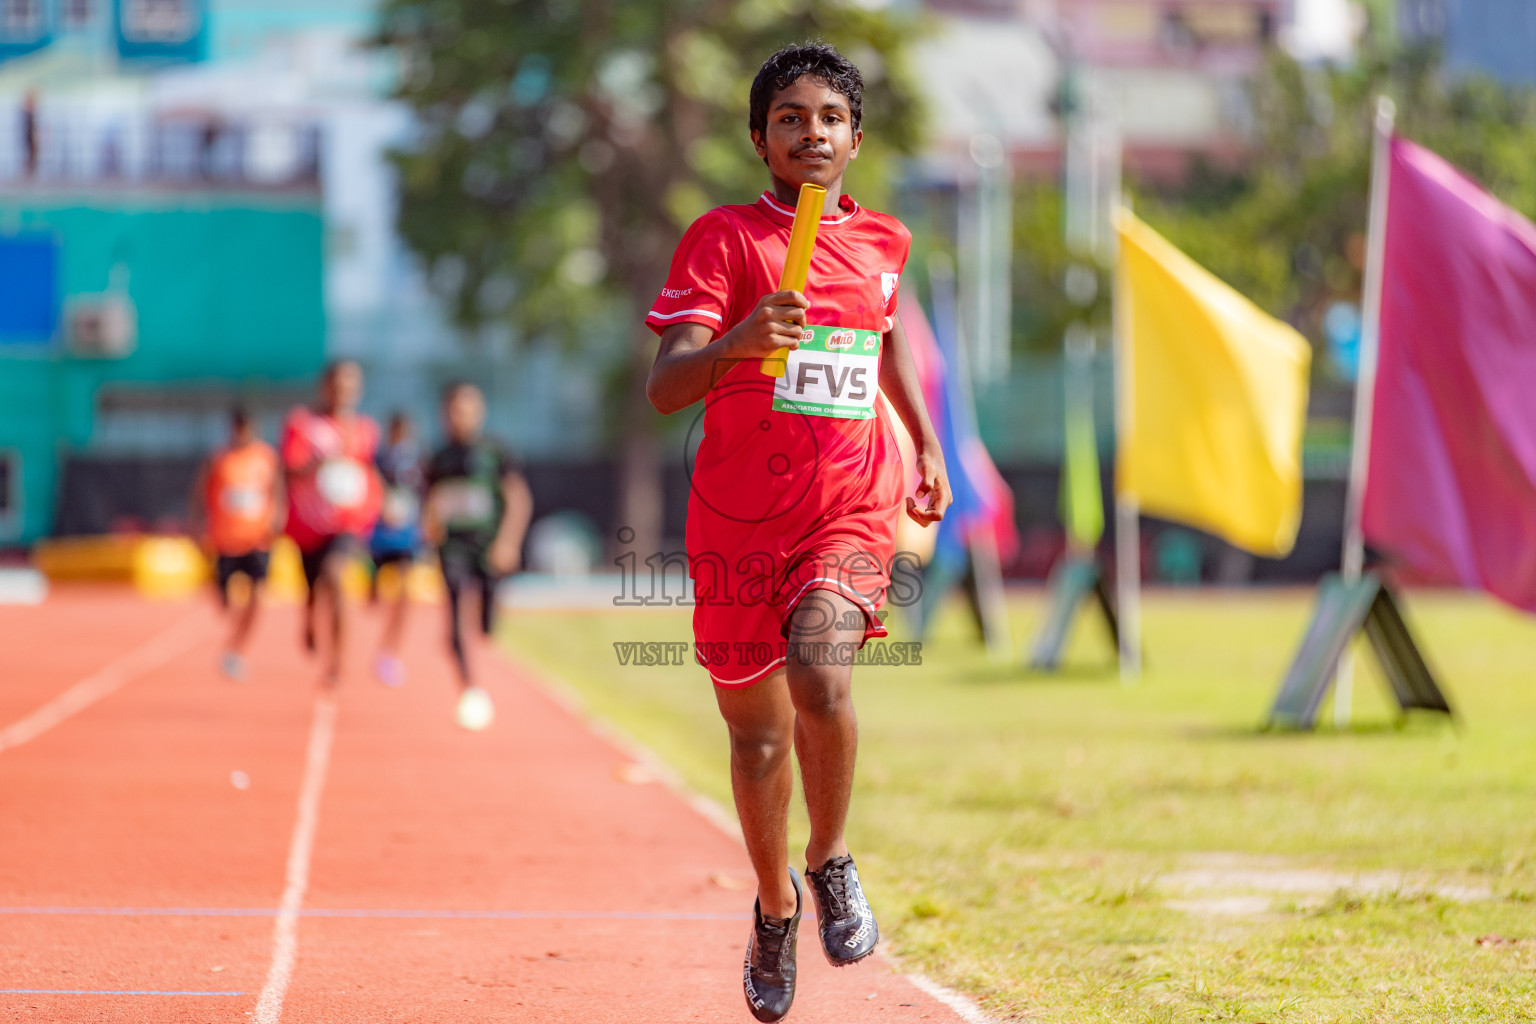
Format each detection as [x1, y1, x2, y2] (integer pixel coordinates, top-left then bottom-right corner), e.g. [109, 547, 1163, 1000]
[743, 869, 802, 1023]
[805, 854, 878, 966]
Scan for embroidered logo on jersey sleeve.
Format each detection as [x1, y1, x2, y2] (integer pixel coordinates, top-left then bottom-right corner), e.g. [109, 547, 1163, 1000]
[880, 272, 900, 303]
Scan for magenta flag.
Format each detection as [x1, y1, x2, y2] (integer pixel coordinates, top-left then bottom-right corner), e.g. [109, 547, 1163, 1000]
[1363, 138, 1536, 612]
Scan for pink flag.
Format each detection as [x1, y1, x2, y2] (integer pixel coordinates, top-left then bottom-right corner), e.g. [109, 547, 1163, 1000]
[1363, 138, 1536, 612]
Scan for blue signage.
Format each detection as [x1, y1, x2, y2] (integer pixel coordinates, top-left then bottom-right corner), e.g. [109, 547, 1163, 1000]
[0, 0, 52, 61]
[1323, 301, 1363, 382]
[0, 233, 61, 345]
[114, 0, 205, 62]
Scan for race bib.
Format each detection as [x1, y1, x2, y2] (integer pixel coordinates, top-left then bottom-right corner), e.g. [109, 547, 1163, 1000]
[380, 486, 420, 528]
[431, 479, 495, 529]
[771, 325, 881, 420]
[219, 485, 263, 516]
[316, 458, 370, 510]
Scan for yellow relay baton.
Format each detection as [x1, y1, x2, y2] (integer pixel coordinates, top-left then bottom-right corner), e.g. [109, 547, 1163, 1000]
[762, 182, 826, 377]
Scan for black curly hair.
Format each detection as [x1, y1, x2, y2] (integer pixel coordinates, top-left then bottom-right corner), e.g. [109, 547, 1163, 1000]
[748, 43, 864, 139]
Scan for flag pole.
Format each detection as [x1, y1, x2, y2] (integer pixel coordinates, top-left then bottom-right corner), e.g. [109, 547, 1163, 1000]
[1335, 95, 1396, 726]
[1111, 200, 1141, 683]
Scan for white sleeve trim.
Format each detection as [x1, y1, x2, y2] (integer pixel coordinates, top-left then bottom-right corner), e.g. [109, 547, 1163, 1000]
[647, 308, 724, 322]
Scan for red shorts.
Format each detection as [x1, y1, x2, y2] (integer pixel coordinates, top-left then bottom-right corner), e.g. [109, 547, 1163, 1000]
[690, 529, 896, 688]
[683, 380, 907, 687]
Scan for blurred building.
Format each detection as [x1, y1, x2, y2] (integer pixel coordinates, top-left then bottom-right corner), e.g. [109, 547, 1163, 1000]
[911, 0, 1314, 447]
[0, 2, 325, 543]
[0, 0, 600, 546]
[1400, 0, 1536, 88]
[916, 0, 1307, 182]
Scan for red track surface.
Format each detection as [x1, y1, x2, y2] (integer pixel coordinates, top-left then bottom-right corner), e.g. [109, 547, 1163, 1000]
[0, 589, 970, 1023]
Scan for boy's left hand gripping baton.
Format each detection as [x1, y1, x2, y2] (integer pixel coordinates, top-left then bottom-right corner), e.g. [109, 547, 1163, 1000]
[762, 182, 827, 377]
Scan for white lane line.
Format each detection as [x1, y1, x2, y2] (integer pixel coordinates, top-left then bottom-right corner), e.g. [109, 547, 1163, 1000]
[901, 972, 996, 1023]
[0, 988, 245, 997]
[0, 616, 204, 754]
[252, 693, 338, 1024]
[505, 650, 996, 1022]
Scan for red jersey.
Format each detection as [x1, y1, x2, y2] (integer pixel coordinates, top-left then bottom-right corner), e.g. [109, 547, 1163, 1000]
[204, 441, 279, 556]
[648, 192, 911, 686]
[280, 408, 383, 553]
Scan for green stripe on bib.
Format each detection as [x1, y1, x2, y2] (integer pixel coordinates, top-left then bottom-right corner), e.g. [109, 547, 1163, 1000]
[771, 325, 883, 420]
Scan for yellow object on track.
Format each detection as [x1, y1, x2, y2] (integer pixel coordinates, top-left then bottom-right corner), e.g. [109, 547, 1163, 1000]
[33, 535, 208, 599]
[35, 533, 444, 603]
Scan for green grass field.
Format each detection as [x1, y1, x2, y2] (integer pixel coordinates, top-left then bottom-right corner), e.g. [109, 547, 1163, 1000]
[501, 588, 1536, 1022]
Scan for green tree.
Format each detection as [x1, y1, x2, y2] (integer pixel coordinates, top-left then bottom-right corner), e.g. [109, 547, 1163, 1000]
[377, 0, 922, 553]
[1009, 182, 1110, 356]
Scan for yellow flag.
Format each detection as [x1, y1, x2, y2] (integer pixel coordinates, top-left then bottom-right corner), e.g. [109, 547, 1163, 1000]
[1115, 211, 1311, 557]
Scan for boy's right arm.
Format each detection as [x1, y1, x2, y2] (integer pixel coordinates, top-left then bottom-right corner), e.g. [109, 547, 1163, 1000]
[279, 415, 306, 476]
[645, 290, 810, 414]
[487, 471, 533, 575]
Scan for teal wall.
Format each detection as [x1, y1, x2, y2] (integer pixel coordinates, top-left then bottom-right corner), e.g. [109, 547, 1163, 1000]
[210, 0, 378, 60]
[0, 360, 59, 544]
[0, 194, 325, 543]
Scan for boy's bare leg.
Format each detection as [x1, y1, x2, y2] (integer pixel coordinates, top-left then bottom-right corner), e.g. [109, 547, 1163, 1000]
[446, 578, 471, 687]
[470, 570, 501, 685]
[383, 587, 409, 655]
[714, 588, 869, 919]
[784, 589, 863, 872]
[229, 583, 260, 654]
[378, 564, 410, 668]
[714, 674, 798, 920]
[303, 582, 318, 653]
[319, 556, 347, 684]
[785, 587, 880, 965]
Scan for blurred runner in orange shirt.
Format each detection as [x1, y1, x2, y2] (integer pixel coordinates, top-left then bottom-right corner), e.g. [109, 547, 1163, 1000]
[191, 407, 283, 681]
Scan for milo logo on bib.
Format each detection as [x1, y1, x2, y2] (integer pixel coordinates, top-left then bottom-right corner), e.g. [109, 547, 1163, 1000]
[772, 324, 882, 420]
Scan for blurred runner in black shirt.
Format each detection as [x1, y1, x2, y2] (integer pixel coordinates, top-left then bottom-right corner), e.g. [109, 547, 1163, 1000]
[424, 382, 532, 730]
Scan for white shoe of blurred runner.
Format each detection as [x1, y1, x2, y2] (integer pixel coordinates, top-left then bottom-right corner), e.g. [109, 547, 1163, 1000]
[220, 651, 246, 682]
[456, 686, 495, 731]
[375, 654, 406, 687]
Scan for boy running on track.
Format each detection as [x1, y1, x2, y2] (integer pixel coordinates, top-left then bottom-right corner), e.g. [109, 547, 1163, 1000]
[280, 359, 384, 687]
[423, 382, 533, 731]
[191, 407, 283, 681]
[370, 412, 424, 687]
[645, 44, 950, 1022]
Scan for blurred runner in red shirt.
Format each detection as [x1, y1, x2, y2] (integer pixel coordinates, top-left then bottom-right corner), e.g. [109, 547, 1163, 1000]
[280, 359, 382, 686]
[645, 43, 950, 1022]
